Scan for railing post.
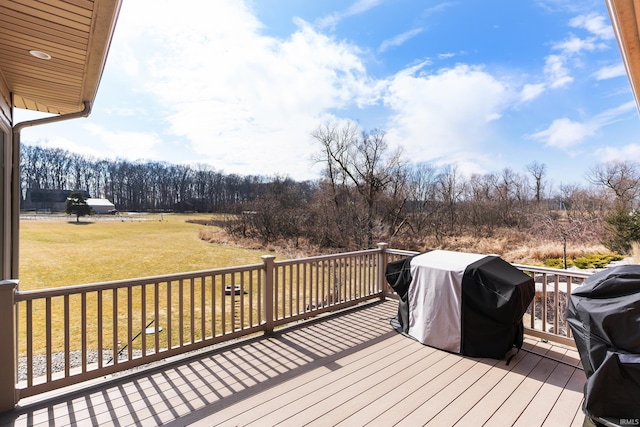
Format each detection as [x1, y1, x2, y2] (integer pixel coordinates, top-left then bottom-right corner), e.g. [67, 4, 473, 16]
[261, 255, 276, 336]
[377, 243, 388, 300]
[0, 279, 18, 412]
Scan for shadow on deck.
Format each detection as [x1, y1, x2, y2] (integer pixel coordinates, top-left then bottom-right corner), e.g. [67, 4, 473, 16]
[0, 300, 587, 427]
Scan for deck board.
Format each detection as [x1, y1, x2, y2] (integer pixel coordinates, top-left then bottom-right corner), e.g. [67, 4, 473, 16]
[0, 300, 588, 427]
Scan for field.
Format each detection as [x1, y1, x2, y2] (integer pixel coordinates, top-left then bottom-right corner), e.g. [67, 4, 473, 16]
[16, 212, 636, 358]
[19, 213, 271, 290]
[18, 213, 276, 358]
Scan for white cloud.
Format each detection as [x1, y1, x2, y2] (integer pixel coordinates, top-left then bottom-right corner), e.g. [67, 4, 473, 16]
[530, 13, 613, 98]
[83, 124, 163, 160]
[528, 101, 637, 149]
[569, 13, 614, 40]
[23, 136, 104, 160]
[69, 0, 628, 184]
[596, 143, 640, 162]
[520, 83, 546, 102]
[109, 0, 382, 179]
[317, 0, 383, 29]
[383, 64, 510, 174]
[593, 63, 626, 80]
[544, 54, 574, 88]
[552, 35, 603, 54]
[378, 28, 424, 53]
[529, 118, 596, 149]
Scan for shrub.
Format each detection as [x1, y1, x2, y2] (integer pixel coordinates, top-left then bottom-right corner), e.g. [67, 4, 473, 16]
[573, 253, 624, 269]
[603, 208, 640, 254]
[543, 258, 573, 269]
[544, 253, 624, 269]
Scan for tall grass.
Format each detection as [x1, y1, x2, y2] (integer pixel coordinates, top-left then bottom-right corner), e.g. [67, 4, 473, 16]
[418, 229, 614, 266]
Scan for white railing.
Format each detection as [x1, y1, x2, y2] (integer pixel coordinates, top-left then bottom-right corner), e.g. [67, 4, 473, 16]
[513, 263, 592, 347]
[0, 244, 593, 411]
[8, 247, 386, 404]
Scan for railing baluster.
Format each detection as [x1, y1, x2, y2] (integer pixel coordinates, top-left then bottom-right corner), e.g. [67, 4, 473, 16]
[97, 290, 103, 369]
[566, 277, 573, 339]
[190, 277, 195, 344]
[112, 288, 118, 365]
[274, 266, 279, 320]
[295, 264, 299, 314]
[257, 268, 262, 325]
[141, 284, 147, 357]
[45, 297, 51, 383]
[302, 263, 307, 313]
[221, 273, 226, 335]
[179, 279, 184, 347]
[166, 281, 172, 350]
[248, 271, 253, 327]
[240, 273, 245, 330]
[127, 286, 132, 361]
[321, 260, 325, 307]
[26, 300, 33, 387]
[282, 266, 286, 315]
[230, 273, 236, 333]
[64, 295, 70, 378]
[314, 261, 317, 305]
[554, 275, 560, 335]
[81, 293, 87, 373]
[288, 264, 293, 317]
[200, 277, 205, 341]
[154, 283, 159, 354]
[211, 274, 217, 337]
[542, 273, 548, 332]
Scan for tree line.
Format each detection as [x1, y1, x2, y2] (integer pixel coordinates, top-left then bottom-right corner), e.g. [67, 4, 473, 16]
[20, 121, 640, 254]
[20, 144, 267, 212]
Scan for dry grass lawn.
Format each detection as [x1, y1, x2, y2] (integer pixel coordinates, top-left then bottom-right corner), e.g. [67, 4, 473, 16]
[20, 213, 271, 290]
[18, 213, 274, 356]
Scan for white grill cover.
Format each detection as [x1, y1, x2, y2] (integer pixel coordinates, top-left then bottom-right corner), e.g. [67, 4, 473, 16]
[408, 250, 486, 352]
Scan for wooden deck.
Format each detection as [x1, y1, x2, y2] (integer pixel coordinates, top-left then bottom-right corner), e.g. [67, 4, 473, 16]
[0, 300, 587, 427]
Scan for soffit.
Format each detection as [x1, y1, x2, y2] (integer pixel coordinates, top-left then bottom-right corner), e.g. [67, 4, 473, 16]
[607, 0, 640, 110]
[0, 0, 121, 115]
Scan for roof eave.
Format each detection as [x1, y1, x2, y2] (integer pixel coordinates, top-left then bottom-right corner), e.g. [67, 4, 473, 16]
[606, 0, 640, 113]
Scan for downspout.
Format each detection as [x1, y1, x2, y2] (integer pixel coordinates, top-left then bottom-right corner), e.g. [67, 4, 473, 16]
[10, 101, 92, 279]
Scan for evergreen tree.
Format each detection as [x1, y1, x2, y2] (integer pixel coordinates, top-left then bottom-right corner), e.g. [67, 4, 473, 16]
[603, 208, 640, 254]
[65, 191, 93, 223]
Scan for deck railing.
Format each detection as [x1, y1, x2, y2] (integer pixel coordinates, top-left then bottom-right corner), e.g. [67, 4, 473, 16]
[0, 244, 593, 411]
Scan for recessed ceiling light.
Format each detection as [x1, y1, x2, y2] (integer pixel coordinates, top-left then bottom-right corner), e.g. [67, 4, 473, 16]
[29, 50, 52, 60]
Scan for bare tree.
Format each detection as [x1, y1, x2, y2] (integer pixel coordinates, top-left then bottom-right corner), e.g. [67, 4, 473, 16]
[526, 161, 547, 204]
[435, 165, 466, 236]
[406, 163, 439, 236]
[312, 120, 407, 248]
[588, 160, 640, 210]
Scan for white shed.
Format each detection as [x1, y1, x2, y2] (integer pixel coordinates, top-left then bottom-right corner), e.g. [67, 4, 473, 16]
[86, 198, 116, 214]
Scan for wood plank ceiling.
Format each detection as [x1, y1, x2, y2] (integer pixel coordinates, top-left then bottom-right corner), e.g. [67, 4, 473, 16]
[0, 0, 121, 115]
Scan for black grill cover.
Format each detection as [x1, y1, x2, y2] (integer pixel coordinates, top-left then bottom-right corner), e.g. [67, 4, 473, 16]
[386, 250, 535, 359]
[567, 265, 640, 419]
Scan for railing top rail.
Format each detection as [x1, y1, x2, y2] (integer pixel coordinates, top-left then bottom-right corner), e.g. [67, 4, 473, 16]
[384, 249, 419, 257]
[512, 263, 593, 279]
[273, 248, 381, 266]
[15, 263, 264, 301]
[383, 249, 594, 280]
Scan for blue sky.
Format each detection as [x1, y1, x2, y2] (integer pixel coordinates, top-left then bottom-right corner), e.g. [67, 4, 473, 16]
[15, 0, 640, 188]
